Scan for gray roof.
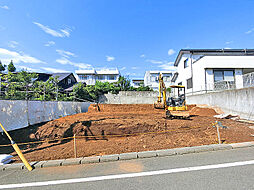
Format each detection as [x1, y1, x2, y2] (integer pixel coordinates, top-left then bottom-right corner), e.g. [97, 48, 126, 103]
[174, 49, 254, 66]
[51, 73, 72, 81]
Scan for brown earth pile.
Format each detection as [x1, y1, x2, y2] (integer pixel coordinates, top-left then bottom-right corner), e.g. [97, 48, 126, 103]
[189, 107, 218, 116]
[0, 104, 253, 162]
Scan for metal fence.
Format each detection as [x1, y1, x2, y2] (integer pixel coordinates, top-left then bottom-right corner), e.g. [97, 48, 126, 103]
[213, 81, 236, 91]
[186, 81, 236, 96]
[243, 72, 254, 88]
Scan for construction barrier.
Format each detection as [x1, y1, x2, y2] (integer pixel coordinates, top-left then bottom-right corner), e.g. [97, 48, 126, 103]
[0, 100, 91, 132]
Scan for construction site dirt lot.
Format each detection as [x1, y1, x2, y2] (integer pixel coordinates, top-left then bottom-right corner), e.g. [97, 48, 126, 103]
[1, 104, 254, 163]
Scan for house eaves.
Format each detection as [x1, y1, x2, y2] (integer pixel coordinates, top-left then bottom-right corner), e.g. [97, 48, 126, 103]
[174, 49, 254, 67]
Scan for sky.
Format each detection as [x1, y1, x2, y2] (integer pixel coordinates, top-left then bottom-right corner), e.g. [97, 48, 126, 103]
[1, 0, 254, 79]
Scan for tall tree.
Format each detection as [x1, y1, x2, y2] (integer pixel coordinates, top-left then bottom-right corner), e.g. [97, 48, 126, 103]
[0, 60, 5, 73]
[8, 60, 16, 73]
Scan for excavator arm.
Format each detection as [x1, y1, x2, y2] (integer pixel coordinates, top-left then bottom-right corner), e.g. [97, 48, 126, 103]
[154, 74, 167, 109]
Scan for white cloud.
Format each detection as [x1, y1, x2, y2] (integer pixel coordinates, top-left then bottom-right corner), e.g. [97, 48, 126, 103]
[60, 29, 70, 37]
[225, 41, 233, 45]
[158, 62, 176, 71]
[140, 54, 145, 58]
[16, 65, 42, 72]
[0, 48, 44, 64]
[33, 22, 72, 37]
[45, 41, 55, 47]
[245, 28, 254, 34]
[131, 67, 139, 70]
[106, 56, 115, 62]
[41, 67, 70, 73]
[56, 57, 91, 70]
[56, 49, 75, 58]
[0, 5, 9, 10]
[120, 67, 126, 71]
[8, 41, 19, 48]
[168, 49, 175, 56]
[146, 59, 163, 64]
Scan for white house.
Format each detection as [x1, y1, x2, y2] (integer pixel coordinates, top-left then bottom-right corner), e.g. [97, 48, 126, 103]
[144, 71, 173, 91]
[75, 68, 120, 85]
[132, 79, 144, 88]
[172, 49, 254, 95]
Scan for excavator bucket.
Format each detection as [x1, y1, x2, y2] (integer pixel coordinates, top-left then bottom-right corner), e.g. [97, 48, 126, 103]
[166, 110, 190, 120]
[154, 101, 165, 109]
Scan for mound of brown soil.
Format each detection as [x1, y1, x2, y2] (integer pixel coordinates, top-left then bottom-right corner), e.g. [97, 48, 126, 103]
[189, 107, 218, 116]
[1, 104, 253, 162]
[88, 104, 162, 113]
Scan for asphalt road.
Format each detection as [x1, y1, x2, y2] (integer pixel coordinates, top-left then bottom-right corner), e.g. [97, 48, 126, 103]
[1, 147, 254, 189]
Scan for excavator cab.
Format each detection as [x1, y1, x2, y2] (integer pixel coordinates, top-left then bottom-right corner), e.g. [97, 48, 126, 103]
[167, 85, 187, 111]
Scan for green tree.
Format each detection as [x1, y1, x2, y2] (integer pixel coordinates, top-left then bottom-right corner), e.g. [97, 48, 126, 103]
[33, 76, 61, 101]
[3, 71, 38, 100]
[0, 60, 5, 73]
[116, 75, 131, 91]
[8, 60, 16, 73]
[72, 82, 90, 101]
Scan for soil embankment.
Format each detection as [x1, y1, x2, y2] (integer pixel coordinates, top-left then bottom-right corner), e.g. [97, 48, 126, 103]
[0, 104, 253, 162]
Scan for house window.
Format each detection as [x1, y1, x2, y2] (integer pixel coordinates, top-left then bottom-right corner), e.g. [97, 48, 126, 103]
[151, 76, 156, 82]
[184, 58, 188, 68]
[68, 78, 72, 84]
[97, 75, 104, 80]
[214, 70, 234, 82]
[108, 75, 116, 80]
[163, 76, 171, 82]
[178, 82, 182, 86]
[187, 78, 193, 89]
[224, 71, 234, 81]
[78, 74, 88, 80]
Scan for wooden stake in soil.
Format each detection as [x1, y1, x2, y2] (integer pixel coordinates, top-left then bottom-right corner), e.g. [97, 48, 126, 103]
[216, 123, 221, 144]
[73, 134, 77, 158]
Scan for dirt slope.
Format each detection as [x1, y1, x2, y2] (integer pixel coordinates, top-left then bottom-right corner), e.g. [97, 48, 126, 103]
[0, 104, 253, 162]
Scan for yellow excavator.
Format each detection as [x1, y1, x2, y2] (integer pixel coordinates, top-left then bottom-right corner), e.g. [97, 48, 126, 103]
[154, 74, 190, 119]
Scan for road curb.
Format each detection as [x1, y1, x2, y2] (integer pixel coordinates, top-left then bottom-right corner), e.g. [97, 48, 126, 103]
[1, 141, 254, 171]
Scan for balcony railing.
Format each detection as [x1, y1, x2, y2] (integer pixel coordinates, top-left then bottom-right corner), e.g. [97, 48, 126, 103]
[243, 72, 254, 88]
[214, 81, 236, 91]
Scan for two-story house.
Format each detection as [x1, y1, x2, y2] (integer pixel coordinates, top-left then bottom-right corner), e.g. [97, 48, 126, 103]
[75, 69, 120, 85]
[144, 71, 173, 91]
[172, 49, 254, 95]
[35, 72, 77, 92]
[132, 79, 144, 88]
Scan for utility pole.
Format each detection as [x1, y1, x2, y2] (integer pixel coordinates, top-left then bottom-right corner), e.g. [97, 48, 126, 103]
[56, 83, 58, 101]
[0, 75, 1, 98]
[26, 85, 28, 100]
[43, 84, 46, 101]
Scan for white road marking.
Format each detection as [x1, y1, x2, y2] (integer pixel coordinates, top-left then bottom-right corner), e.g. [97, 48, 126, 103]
[1, 160, 254, 189]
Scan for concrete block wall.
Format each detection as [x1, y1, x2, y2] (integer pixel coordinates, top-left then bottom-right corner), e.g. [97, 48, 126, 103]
[187, 87, 254, 120]
[99, 91, 170, 104]
[0, 100, 91, 131]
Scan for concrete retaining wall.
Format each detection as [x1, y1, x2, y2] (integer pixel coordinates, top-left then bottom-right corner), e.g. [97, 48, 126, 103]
[99, 91, 170, 104]
[0, 100, 91, 131]
[187, 87, 254, 120]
